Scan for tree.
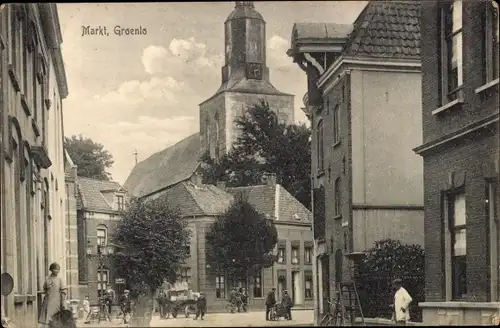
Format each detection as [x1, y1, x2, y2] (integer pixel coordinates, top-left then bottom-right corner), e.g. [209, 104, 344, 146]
[356, 239, 425, 322]
[201, 100, 312, 208]
[64, 134, 114, 180]
[206, 197, 278, 283]
[111, 197, 191, 326]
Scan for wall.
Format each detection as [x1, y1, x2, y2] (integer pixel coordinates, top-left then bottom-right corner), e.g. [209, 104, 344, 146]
[350, 69, 423, 206]
[225, 92, 294, 151]
[65, 165, 79, 300]
[352, 209, 424, 252]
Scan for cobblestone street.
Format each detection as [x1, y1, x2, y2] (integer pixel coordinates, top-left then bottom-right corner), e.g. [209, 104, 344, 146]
[76, 310, 314, 327]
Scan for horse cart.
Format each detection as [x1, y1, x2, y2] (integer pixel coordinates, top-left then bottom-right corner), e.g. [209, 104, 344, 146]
[158, 289, 200, 319]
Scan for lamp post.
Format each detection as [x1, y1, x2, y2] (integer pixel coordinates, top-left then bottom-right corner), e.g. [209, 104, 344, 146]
[86, 244, 115, 300]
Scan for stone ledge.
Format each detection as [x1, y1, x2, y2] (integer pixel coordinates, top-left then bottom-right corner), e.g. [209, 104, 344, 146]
[419, 301, 500, 309]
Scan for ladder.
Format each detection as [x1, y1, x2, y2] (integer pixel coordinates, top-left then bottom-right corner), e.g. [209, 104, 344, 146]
[333, 281, 365, 326]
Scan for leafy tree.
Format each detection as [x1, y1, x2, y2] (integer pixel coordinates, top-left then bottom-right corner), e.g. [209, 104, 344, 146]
[64, 134, 114, 180]
[357, 239, 425, 322]
[111, 197, 191, 326]
[206, 197, 278, 282]
[201, 100, 312, 208]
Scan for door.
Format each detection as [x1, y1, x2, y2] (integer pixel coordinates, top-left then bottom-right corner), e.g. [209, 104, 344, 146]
[291, 271, 302, 305]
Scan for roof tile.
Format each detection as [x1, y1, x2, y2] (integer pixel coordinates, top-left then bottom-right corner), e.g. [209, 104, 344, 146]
[77, 177, 124, 212]
[343, 1, 421, 59]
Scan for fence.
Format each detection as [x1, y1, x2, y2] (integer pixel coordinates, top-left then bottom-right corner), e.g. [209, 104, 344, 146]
[355, 273, 424, 323]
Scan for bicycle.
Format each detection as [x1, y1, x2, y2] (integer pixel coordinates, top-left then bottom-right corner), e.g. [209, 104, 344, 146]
[318, 299, 351, 326]
[111, 301, 135, 325]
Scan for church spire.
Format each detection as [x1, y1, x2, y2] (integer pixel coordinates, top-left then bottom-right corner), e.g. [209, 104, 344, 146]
[222, 1, 268, 83]
[235, 1, 254, 8]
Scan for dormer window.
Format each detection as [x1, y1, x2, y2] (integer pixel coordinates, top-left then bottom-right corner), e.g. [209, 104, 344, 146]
[117, 195, 124, 211]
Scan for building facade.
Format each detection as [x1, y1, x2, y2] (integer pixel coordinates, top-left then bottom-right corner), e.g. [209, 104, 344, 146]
[288, 1, 425, 324]
[64, 151, 79, 300]
[143, 172, 314, 312]
[0, 3, 69, 326]
[415, 0, 500, 325]
[76, 177, 129, 303]
[199, 1, 294, 160]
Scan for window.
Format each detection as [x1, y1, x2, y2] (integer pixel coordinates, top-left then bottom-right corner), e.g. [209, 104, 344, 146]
[97, 270, 109, 298]
[304, 247, 312, 264]
[253, 270, 262, 298]
[448, 192, 467, 300]
[180, 267, 191, 284]
[277, 246, 286, 264]
[486, 180, 499, 301]
[485, 1, 499, 82]
[333, 105, 340, 144]
[216, 274, 225, 299]
[304, 271, 313, 299]
[317, 120, 324, 172]
[291, 246, 299, 264]
[441, 0, 463, 103]
[117, 195, 124, 211]
[334, 178, 341, 217]
[97, 226, 107, 246]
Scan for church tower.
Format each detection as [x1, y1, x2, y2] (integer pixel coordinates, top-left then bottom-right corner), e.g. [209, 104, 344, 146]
[200, 1, 294, 161]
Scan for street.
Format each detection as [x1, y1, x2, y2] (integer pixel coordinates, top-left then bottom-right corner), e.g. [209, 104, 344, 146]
[77, 310, 314, 327]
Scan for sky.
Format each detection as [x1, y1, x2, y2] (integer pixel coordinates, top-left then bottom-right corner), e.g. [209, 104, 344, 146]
[58, 1, 367, 185]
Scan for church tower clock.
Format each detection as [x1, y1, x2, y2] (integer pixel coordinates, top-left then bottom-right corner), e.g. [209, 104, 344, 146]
[199, 1, 295, 161]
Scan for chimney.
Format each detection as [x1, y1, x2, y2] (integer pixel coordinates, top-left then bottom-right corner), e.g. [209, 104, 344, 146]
[191, 173, 203, 186]
[264, 173, 276, 185]
[216, 180, 227, 189]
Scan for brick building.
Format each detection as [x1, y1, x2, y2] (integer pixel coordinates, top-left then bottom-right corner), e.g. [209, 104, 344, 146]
[76, 177, 129, 303]
[414, 0, 500, 325]
[0, 4, 69, 325]
[287, 1, 425, 324]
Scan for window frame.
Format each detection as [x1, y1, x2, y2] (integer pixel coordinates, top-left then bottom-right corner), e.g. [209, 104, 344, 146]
[116, 195, 125, 211]
[180, 267, 191, 285]
[484, 1, 499, 83]
[96, 226, 107, 246]
[291, 246, 299, 265]
[440, 0, 464, 105]
[334, 178, 341, 217]
[216, 273, 225, 299]
[253, 270, 263, 298]
[446, 191, 467, 300]
[333, 104, 340, 145]
[304, 247, 312, 264]
[277, 246, 286, 264]
[317, 119, 324, 173]
[304, 271, 313, 299]
[97, 269, 109, 297]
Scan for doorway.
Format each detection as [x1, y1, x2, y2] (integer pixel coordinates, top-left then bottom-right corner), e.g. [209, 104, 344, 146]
[321, 255, 330, 313]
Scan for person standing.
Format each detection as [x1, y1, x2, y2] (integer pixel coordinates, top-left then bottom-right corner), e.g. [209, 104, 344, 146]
[104, 285, 116, 316]
[265, 287, 276, 321]
[390, 278, 413, 326]
[38, 262, 67, 327]
[193, 293, 207, 320]
[119, 290, 133, 324]
[281, 290, 293, 320]
[82, 296, 91, 324]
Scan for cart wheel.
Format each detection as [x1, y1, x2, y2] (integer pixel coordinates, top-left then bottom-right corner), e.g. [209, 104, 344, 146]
[185, 305, 191, 318]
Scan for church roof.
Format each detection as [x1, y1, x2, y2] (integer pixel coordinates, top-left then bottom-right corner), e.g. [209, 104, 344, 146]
[342, 1, 421, 59]
[123, 133, 202, 198]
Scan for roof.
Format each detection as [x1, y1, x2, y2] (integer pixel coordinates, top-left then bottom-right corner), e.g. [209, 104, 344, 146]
[343, 1, 421, 59]
[291, 22, 353, 42]
[77, 177, 124, 212]
[157, 181, 234, 217]
[226, 1, 264, 22]
[227, 184, 311, 223]
[123, 133, 202, 198]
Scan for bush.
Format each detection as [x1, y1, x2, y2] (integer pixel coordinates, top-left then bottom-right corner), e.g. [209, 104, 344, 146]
[356, 239, 425, 322]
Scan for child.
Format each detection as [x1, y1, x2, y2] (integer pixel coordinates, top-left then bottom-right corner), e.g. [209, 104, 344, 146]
[193, 293, 207, 320]
[83, 296, 91, 324]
